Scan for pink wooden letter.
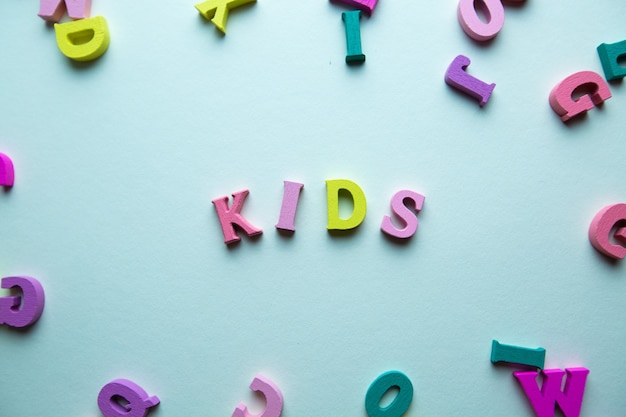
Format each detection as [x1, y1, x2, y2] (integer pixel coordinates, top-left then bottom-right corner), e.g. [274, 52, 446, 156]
[381, 190, 425, 239]
[233, 374, 283, 417]
[513, 368, 589, 417]
[212, 190, 263, 245]
[445, 55, 495, 106]
[457, 0, 505, 41]
[614, 226, 626, 244]
[588, 203, 626, 259]
[0, 276, 45, 328]
[549, 71, 612, 122]
[275, 181, 304, 232]
[98, 379, 160, 417]
[38, 0, 92, 22]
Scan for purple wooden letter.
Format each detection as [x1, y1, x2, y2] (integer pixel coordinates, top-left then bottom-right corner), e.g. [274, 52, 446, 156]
[98, 379, 160, 417]
[0, 276, 45, 328]
[445, 55, 496, 107]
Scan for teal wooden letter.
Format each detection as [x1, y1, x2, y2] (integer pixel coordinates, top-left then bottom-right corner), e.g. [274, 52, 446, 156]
[597, 40, 626, 81]
[341, 11, 365, 64]
[491, 340, 546, 369]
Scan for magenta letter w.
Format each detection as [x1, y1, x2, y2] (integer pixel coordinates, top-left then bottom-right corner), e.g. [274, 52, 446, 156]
[513, 368, 589, 417]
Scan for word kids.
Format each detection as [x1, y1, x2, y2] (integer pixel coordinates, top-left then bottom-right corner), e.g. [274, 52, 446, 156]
[211, 179, 426, 245]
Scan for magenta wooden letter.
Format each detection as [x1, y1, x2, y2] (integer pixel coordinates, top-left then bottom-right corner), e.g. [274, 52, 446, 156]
[513, 368, 589, 417]
[0, 153, 14, 187]
[331, 0, 378, 15]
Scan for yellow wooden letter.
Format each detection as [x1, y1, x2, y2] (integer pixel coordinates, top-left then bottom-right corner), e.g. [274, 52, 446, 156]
[195, 0, 256, 34]
[326, 179, 367, 231]
[54, 16, 110, 62]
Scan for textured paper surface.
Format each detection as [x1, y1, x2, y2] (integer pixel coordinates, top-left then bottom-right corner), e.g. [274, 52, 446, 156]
[1, 1, 625, 416]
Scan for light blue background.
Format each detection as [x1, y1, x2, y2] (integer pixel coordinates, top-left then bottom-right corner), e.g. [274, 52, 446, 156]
[1, 1, 625, 416]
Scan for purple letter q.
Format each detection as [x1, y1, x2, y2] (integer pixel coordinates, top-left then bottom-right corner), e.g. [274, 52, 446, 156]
[98, 379, 160, 417]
